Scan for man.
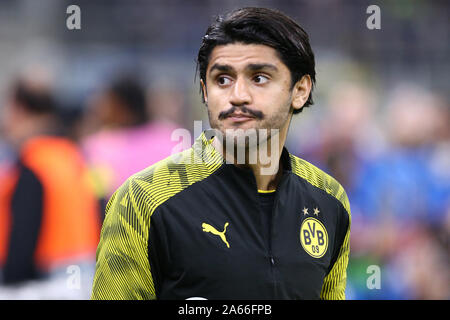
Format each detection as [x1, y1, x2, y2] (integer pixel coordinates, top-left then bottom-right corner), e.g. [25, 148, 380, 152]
[0, 77, 100, 294]
[91, 7, 351, 300]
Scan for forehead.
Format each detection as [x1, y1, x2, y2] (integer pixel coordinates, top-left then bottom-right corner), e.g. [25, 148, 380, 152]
[207, 43, 285, 72]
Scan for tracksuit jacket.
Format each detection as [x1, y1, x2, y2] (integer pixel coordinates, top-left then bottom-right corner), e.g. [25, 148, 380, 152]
[91, 130, 351, 300]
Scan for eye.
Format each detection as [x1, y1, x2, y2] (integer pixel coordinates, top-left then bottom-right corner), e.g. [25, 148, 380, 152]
[217, 76, 232, 86]
[253, 75, 269, 84]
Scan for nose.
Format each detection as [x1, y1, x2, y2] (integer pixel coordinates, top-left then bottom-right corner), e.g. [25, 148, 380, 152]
[229, 77, 252, 106]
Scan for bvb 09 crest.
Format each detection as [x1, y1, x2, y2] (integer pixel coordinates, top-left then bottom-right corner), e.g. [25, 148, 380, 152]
[300, 217, 328, 258]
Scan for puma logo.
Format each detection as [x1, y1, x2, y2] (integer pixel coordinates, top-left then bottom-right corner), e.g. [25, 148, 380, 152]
[202, 222, 230, 248]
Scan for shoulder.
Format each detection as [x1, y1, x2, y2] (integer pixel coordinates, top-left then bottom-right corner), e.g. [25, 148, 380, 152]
[108, 145, 223, 217]
[289, 153, 351, 215]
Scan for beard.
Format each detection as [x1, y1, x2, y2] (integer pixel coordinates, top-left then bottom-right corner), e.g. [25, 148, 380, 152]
[207, 95, 292, 165]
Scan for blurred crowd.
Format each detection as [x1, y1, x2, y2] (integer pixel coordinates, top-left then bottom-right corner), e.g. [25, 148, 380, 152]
[0, 70, 181, 299]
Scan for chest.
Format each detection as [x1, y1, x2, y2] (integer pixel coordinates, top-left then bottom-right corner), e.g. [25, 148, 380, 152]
[152, 179, 340, 299]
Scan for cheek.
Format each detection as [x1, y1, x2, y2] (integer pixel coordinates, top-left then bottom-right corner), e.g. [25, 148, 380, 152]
[205, 89, 227, 113]
[205, 97, 222, 128]
[260, 93, 292, 127]
[257, 86, 291, 113]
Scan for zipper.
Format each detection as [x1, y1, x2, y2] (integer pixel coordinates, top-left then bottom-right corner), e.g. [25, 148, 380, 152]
[256, 171, 289, 299]
[267, 175, 287, 298]
[267, 194, 276, 298]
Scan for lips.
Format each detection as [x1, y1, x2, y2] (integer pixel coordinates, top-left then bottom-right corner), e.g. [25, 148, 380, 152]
[227, 113, 256, 123]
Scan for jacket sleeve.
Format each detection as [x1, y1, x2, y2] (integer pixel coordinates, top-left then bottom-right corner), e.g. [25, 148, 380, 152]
[3, 164, 43, 284]
[91, 177, 156, 300]
[320, 193, 351, 300]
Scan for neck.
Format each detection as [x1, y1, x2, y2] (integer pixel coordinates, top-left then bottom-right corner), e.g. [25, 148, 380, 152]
[246, 153, 284, 192]
[212, 128, 288, 191]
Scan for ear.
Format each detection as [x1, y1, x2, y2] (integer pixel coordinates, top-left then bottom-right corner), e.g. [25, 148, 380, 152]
[291, 75, 312, 111]
[200, 79, 208, 103]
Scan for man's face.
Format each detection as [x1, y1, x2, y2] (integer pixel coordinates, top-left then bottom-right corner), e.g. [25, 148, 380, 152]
[203, 43, 298, 147]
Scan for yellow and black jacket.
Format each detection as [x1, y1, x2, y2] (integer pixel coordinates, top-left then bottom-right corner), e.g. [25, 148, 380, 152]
[91, 131, 351, 300]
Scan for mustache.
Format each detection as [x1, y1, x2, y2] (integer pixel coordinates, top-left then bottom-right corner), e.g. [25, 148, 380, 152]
[218, 105, 264, 120]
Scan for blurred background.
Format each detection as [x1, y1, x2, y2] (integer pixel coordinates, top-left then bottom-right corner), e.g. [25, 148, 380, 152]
[0, 0, 448, 299]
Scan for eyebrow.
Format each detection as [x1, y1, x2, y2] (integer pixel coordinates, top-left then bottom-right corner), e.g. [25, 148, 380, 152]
[208, 63, 279, 75]
[209, 63, 233, 74]
[247, 63, 278, 72]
